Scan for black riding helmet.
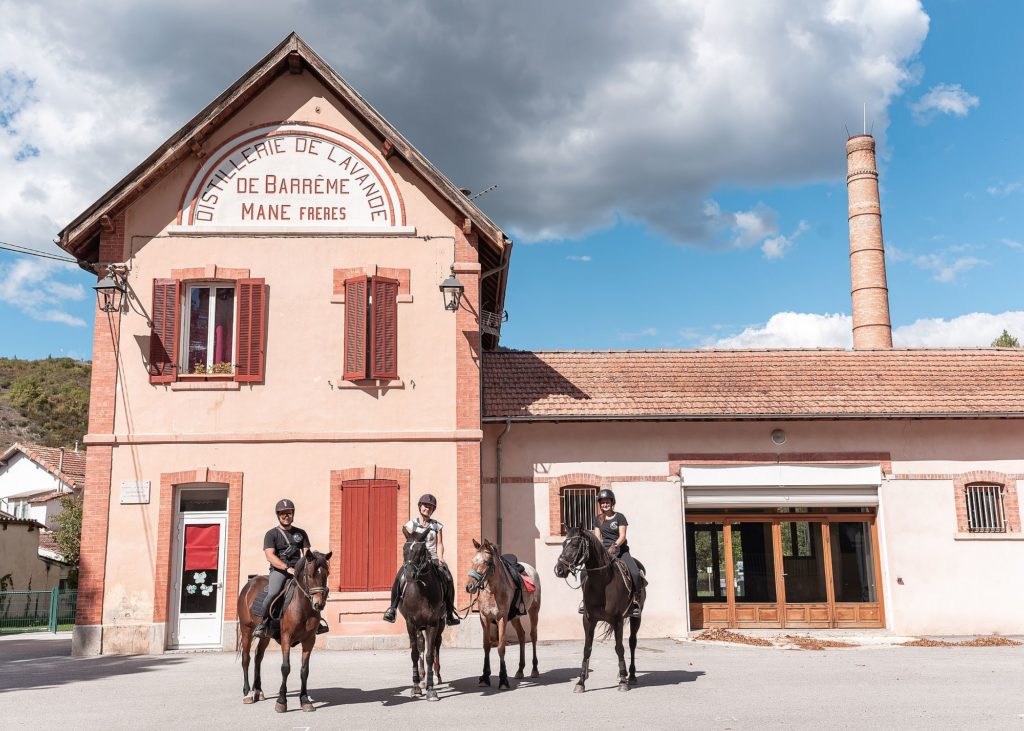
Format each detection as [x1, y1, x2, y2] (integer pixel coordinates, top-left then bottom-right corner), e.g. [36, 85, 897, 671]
[275, 498, 295, 514]
[597, 489, 616, 506]
[418, 494, 438, 509]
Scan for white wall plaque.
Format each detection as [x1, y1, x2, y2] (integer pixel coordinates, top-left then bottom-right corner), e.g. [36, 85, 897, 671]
[120, 480, 151, 505]
[174, 122, 408, 233]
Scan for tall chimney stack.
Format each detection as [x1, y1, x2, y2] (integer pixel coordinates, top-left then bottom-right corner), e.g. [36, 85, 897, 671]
[846, 134, 893, 349]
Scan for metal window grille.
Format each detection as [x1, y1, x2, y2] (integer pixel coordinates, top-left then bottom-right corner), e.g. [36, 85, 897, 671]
[561, 487, 597, 533]
[965, 484, 1007, 533]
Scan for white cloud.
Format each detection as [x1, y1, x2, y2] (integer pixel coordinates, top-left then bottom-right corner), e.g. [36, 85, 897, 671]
[0, 257, 88, 327]
[709, 310, 1024, 348]
[566, 255, 592, 262]
[619, 327, 658, 341]
[703, 200, 780, 250]
[888, 243, 986, 283]
[0, 0, 930, 252]
[911, 82, 979, 123]
[711, 312, 853, 348]
[762, 220, 810, 259]
[1001, 238, 1023, 250]
[986, 182, 1022, 197]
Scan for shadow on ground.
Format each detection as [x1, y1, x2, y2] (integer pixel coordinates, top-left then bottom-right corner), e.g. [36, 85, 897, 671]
[0, 638, 187, 693]
[446, 666, 704, 695]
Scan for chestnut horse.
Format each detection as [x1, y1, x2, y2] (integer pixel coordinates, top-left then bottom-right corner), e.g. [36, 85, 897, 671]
[236, 549, 332, 712]
[398, 529, 445, 701]
[554, 527, 643, 692]
[466, 538, 541, 689]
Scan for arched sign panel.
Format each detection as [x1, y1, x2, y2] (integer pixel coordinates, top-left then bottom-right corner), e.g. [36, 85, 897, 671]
[174, 123, 409, 233]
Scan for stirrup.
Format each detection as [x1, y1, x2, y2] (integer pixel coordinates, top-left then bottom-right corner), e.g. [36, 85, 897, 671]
[630, 602, 642, 618]
[252, 620, 268, 638]
[316, 619, 330, 635]
[382, 607, 397, 623]
[577, 602, 585, 615]
[446, 612, 461, 626]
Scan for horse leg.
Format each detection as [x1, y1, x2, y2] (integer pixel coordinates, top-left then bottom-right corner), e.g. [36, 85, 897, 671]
[614, 620, 629, 692]
[628, 615, 641, 685]
[299, 637, 315, 712]
[478, 617, 492, 687]
[241, 623, 253, 701]
[409, 624, 422, 697]
[432, 626, 443, 684]
[497, 617, 510, 689]
[275, 636, 291, 713]
[252, 636, 269, 702]
[417, 631, 426, 688]
[574, 618, 595, 693]
[511, 616, 527, 679]
[529, 602, 540, 678]
[424, 623, 440, 702]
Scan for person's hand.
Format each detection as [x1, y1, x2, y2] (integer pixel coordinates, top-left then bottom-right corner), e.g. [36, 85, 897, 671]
[287, 567, 296, 576]
[608, 545, 619, 556]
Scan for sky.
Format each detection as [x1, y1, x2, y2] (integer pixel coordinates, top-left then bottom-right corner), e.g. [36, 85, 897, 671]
[1, 0, 1022, 359]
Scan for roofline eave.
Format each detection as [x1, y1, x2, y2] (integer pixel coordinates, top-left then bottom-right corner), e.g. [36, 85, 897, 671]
[482, 411, 1024, 423]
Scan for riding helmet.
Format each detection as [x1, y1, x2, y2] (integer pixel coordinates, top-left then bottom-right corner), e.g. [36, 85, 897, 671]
[418, 493, 438, 508]
[275, 498, 296, 514]
[597, 489, 616, 505]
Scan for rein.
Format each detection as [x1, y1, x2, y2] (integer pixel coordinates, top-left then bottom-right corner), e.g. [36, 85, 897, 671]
[292, 554, 329, 612]
[557, 533, 615, 581]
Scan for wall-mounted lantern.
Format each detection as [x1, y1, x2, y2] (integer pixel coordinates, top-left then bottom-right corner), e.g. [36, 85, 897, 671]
[93, 267, 126, 314]
[439, 265, 464, 312]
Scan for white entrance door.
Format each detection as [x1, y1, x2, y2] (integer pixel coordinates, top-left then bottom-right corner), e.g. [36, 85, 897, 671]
[170, 512, 228, 647]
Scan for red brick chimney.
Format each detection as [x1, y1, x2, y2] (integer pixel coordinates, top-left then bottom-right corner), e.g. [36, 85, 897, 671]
[846, 134, 893, 349]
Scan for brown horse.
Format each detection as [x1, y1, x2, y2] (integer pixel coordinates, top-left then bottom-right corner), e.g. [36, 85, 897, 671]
[398, 529, 445, 701]
[236, 550, 332, 712]
[466, 538, 541, 689]
[554, 527, 643, 692]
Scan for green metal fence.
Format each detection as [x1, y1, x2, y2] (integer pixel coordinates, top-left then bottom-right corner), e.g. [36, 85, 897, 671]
[0, 589, 77, 634]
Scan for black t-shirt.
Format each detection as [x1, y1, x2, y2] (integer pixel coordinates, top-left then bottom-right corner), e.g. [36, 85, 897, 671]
[593, 512, 629, 553]
[263, 526, 311, 568]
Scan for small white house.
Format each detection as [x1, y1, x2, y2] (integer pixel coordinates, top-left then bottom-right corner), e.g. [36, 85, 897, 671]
[0, 443, 85, 561]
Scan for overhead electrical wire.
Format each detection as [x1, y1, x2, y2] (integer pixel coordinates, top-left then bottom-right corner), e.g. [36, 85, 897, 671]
[0, 240, 78, 264]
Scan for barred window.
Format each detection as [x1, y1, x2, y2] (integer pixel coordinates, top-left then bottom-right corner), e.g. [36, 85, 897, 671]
[966, 484, 1006, 533]
[560, 486, 597, 534]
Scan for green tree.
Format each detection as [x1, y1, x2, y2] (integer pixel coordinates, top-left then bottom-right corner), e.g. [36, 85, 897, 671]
[53, 492, 83, 567]
[992, 329, 1021, 348]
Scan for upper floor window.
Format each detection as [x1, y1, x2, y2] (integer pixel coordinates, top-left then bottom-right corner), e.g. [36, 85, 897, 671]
[343, 275, 398, 381]
[560, 486, 597, 534]
[965, 483, 1006, 533]
[184, 284, 236, 375]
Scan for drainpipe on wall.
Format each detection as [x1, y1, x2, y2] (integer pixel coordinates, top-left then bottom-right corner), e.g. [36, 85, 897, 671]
[495, 417, 512, 553]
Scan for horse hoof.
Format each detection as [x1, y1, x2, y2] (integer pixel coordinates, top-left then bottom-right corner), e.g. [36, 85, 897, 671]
[412, 685, 422, 697]
[530, 670, 540, 679]
[301, 702, 315, 712]
[255, 691, 264, 701]
[242, 696, 254, 705]
[515, 670, 524, 679]
[573, 683, 585, 694]
[499, 679, 510, 690]
[478, 677, 490, 687]
[426, 690, 439, 702]
[275, 702, 287, 713]
[618, 682, 630, 692]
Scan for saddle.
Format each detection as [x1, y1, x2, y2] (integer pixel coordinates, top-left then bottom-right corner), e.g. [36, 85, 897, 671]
[252, 578, 297, 641]
[500, 554, 529, 621]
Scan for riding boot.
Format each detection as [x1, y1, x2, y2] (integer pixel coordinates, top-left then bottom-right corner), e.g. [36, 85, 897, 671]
[382, 572, 402, 623]
[252, 615, 268, 638]
[442, 566, 461, 625]
[316, 618, 330, 635]
[630, 594, 642, 618]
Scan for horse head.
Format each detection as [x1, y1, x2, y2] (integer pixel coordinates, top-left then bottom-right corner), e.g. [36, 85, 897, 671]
[554, 526, 590, 578]
[298, 549, 332, 612]
[466, 538, 497, 594]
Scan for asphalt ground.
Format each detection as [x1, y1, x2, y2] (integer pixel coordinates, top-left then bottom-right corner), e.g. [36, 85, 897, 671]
[1, 634, 1022, 730]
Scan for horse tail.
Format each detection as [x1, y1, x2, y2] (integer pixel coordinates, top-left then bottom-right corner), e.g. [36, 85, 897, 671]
[234, 620, 241, 661]
[598, 621, 615, 641]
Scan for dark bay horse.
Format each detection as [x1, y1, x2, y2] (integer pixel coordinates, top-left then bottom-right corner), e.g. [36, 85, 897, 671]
[237, 550, 332, 712]
[398, 529, 445, 701]
[466, 538, 541, 689]
[554, 527, 642, 692]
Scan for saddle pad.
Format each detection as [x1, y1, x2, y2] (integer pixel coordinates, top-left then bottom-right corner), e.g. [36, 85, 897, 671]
[520, 573, 536, 593]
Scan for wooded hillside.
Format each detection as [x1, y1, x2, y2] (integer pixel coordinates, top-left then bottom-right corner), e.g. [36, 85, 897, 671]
[0, 358, 91, 450]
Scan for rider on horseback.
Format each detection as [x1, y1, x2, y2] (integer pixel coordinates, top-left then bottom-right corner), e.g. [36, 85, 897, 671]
[252, 499, 327, 638]
[383, 493, 461, 626]
[593, 489, 643, 618]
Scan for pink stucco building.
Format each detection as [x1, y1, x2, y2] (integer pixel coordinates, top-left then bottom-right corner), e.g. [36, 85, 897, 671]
[60, 35, 1024, 655]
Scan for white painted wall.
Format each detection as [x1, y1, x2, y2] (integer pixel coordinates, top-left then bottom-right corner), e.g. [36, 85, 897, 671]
[0, 453, 67, 500]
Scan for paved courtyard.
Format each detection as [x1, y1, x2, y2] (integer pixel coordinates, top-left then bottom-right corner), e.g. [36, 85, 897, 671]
[1, 634, 1022, 729]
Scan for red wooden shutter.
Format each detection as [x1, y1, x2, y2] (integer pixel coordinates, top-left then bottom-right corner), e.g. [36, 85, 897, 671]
[343, 276, 368, 380]
[149, 279, 179, 384]
[339, 481, 370, 591]
[367, 480, 398, 591]
[369, 276, 399, 380]
[235, 278, 266, 383]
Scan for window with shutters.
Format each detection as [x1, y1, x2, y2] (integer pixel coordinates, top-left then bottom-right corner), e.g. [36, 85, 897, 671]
[338, 479, 398, 591]
[148, 276, 266, 384]
[343, 275, 398, 382]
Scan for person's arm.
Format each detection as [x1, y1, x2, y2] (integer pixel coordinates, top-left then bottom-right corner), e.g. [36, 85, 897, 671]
[264, 546, 294, 574]
[612, 524, 628, 552]
[436, 528, 445, 563]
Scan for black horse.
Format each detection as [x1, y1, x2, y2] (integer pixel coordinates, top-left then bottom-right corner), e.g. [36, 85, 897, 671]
[554, 526, 644, 692]
[398, 529, 446, 701]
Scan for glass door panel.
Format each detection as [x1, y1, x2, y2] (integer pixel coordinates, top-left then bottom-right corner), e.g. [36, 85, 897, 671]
[780, 521, 826, 603]
[830, 521, 877, 602]
[730, 523, 776, 602]
[686, 523, 726, 602]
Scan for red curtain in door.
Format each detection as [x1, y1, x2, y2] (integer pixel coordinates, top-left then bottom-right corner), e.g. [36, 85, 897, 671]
[184, 524, 220, 570]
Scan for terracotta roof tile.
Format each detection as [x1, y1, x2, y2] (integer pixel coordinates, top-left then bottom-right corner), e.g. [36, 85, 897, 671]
[0, 443, 87, 489]
[483, 349, 1024, 419]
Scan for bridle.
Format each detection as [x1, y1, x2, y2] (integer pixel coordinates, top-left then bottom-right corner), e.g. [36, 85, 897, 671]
[466, 549, 495, 595]
[557, 532, 613, 589]
[294, 554, 329, 612]
[403, 543, 433, 586]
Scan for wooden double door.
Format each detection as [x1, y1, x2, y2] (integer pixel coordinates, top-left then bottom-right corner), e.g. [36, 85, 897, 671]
[686, 512, 884, 629]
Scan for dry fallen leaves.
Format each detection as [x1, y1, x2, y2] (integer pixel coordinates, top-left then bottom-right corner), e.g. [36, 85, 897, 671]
[694, 628, 773, 647]
[783, 635, 856, 651]
[900, 636, 1022, 648]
